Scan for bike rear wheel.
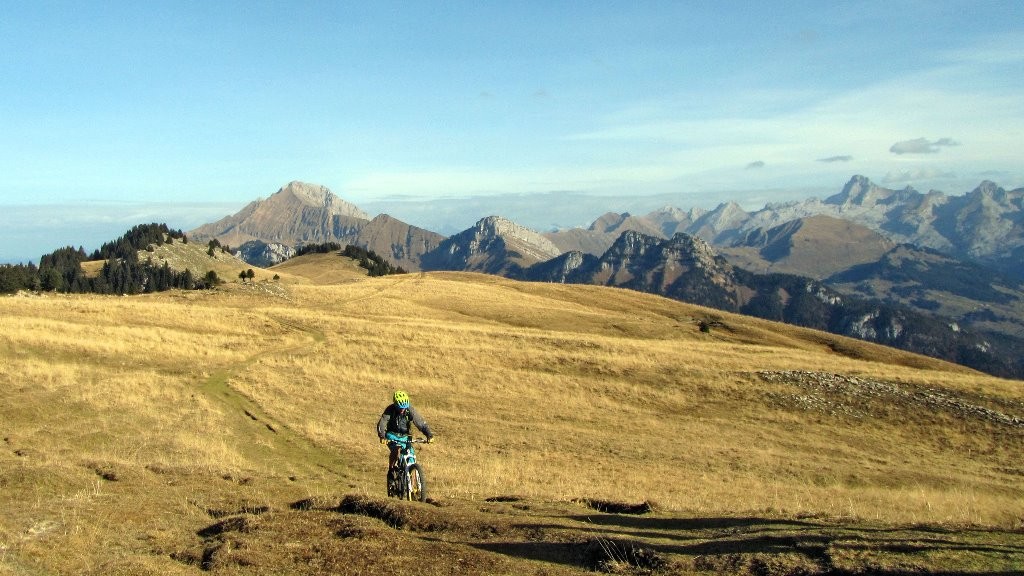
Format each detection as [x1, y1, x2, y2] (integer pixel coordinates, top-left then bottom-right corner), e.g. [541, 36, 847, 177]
[407, 463, 426, 502]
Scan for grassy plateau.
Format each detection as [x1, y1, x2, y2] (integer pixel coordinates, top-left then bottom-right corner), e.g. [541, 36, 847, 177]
[1, 250, 1022, 575]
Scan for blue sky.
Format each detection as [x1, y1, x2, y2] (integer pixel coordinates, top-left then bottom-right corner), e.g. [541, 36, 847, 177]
[2, 2, 1023, 262]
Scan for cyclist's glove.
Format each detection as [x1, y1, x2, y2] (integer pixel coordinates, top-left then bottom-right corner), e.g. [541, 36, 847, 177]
[380, 438, 388, 445]
[426, 436, 435, 443]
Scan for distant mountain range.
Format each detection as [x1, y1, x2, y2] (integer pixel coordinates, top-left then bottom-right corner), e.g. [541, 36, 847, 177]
[188, 176, 1024, 379]
[542, 175, 1023, 281]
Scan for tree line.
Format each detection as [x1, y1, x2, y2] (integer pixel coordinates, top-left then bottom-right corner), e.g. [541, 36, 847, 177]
[290, 242, 407, 277]
[341, 244, 407, 276]
[0, 223, 220, 295]
[2, 233, 410, 295]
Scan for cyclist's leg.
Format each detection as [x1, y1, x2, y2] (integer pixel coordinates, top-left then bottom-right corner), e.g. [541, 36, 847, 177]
[386, 444, 400, 496]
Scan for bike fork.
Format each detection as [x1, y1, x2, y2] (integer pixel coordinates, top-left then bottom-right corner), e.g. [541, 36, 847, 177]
[399, 467, 410, 500]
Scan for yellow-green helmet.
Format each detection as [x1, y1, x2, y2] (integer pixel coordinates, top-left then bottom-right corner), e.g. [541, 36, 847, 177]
[393, 390, 410, 409]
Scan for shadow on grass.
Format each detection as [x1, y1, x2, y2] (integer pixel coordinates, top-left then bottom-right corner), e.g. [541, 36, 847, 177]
[567, 513, 823, 532]
[468, 515, 1024, 575]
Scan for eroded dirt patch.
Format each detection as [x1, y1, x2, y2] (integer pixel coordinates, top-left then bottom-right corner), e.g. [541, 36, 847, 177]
[583, 537, 668, 572]
[574, 498, 655, 515]
[337, 494, 457, 532]
[202, 497, 272, 519]
[85, 461, 120, 482]
[484, 495, 525, 503]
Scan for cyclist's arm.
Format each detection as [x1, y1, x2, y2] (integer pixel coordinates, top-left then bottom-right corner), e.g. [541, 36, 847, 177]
[376, 409, 390, 439]
[408, 406, 434, 440]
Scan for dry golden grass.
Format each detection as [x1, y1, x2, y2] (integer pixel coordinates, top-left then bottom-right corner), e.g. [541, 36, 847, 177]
[227, 274, 1021, 521]
[268, 251, 368, 285]
[1, 269, 1022, 574]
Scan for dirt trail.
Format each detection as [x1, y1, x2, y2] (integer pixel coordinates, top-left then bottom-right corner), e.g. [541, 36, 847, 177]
[196, 313, 348, 479]
[194, 277, 418, 481]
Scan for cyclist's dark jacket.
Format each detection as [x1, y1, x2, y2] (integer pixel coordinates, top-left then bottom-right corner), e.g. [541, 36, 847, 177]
[377, 405, 433, 440]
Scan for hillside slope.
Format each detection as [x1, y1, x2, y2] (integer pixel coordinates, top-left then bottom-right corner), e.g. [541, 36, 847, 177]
[268, 251, 370, 284]
[146, 237, 267, 281]
[720, 215, 896, 278]
[828, 244, 1024, 341]
[1, 274, 1021, 575]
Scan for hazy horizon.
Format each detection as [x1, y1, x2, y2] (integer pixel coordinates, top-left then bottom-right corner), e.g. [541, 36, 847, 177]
[1, 173, 1016, 265]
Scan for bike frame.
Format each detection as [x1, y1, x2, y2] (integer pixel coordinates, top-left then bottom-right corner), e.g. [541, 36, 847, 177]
[385, 433, 427, 500]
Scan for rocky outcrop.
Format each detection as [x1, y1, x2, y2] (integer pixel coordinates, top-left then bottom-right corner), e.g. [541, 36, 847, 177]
[758, 371, 1023, 427]
[236, 241, 295, 268]
[526, 230, 742, 310]
[523, 250, 598, 284]
[421, 216, 561, 276]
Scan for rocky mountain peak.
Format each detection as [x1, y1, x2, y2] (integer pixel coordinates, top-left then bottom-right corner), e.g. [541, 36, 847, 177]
[607, 229, 663, 256]
[187, 180, 447, 271]
[583, 229, 741, 309]
[283, 181, 329, 204]
[664, 232, 720, 268]
[826, 175, 889, 207]
[651, 206, 689, 219]
[969, 180, 1009, 203]
[475, 216, 562, 260]
[687, 201, 751, 244]
[421, 216, 563, 274]
[975, 180, 1001, 193]
[703, 201, 748, 226]
[276, 181, 370, 220]
[589, 212, 629, 233]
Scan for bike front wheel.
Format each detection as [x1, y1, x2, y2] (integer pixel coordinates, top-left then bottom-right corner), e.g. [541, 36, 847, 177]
[406, 463, 426, 502]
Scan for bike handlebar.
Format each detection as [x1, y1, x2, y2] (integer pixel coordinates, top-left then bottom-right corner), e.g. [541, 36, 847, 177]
[384, 433, 429, 444]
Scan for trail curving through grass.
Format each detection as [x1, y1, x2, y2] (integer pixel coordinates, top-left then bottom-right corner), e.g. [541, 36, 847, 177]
[196, 313, 350, 482]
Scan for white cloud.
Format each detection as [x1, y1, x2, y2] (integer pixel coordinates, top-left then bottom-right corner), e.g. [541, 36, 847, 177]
[889, 138, 959, 155]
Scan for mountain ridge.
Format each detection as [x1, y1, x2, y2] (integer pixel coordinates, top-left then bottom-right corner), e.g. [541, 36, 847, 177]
[419, 215, 561, 276]
[718, 215, 896, 278]
[187, 175, 1023, 280]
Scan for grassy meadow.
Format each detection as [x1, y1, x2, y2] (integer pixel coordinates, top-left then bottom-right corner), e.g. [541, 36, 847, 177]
[2, 252, 1022, 574]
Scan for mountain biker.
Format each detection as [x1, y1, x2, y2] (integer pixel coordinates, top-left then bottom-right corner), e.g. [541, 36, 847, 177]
[377, 390, 434, 496]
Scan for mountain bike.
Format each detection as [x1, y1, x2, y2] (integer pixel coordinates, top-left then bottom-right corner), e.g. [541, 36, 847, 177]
[384, 433, 428, 502]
